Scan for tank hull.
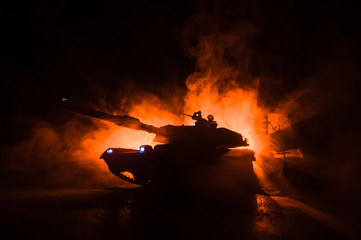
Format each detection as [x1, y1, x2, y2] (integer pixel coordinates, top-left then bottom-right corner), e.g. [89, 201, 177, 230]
[100, 144, 255, 186]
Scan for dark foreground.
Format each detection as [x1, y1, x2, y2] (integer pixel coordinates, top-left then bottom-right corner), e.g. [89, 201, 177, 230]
[0, 156, 360, 240]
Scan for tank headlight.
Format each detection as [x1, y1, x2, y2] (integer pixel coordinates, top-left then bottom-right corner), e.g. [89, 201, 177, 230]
[107, 148, 113, 154]
[139, 146, 145, 153]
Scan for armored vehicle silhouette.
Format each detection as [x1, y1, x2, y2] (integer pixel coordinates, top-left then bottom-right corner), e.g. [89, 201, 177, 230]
[58, 100, 252, 185]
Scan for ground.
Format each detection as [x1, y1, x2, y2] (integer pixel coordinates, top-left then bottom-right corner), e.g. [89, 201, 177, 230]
[0, 151, 359, 239]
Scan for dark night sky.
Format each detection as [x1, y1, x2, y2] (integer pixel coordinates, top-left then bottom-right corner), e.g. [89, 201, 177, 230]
[1, 0, 360, 120]
[1, 1, 194, 112]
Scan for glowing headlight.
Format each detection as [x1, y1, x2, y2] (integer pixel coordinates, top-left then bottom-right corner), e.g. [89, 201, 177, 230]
[107, 148, 113, 154]
[139, 146, 145, 153]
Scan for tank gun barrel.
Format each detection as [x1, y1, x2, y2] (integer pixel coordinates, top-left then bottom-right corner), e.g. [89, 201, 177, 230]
[180, 113, 193, 118]
[57, 99, 159, 133]
[181, 111, 202, 121]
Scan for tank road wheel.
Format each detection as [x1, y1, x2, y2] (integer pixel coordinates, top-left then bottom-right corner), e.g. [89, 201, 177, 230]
[109, 167, 149, 185]
[119, 172, 149, 186]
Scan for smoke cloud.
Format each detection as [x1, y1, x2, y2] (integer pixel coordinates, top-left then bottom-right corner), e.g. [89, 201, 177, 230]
[1, 2, 268, 190]
[2, 1, 359, 197]
[0, 116, 125, 189]
[180, 6, 268, 154]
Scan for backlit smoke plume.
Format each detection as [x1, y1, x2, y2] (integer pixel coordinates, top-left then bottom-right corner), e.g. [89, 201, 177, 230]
[1, 4, 273, 190]
[181, 9, 267, 155]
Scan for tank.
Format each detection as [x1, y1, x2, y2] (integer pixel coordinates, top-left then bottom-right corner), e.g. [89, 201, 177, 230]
[57, 99, 252, 185]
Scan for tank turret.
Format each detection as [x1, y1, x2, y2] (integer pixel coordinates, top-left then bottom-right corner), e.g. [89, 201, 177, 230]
[57, 100, 248, 148]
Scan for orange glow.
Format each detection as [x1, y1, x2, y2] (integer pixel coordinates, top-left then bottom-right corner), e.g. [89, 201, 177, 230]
[72, 20, 275, 182]
[183, 72, 269, 155]
[120, 171, 135, 180]
[90, 88, 267, 153]
[252, 161, 281, 196]
[74, 80, 272, 177]
[72, 83, 272, 186]
[78, 79, 269, 151]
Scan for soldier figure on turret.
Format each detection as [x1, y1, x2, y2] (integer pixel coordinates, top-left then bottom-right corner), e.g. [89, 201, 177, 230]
[206, 114, 218, 128]
[189, 111, 217, 128]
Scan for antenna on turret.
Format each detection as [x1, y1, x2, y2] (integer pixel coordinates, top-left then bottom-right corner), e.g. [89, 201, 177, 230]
[236, 104, 242, 133]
